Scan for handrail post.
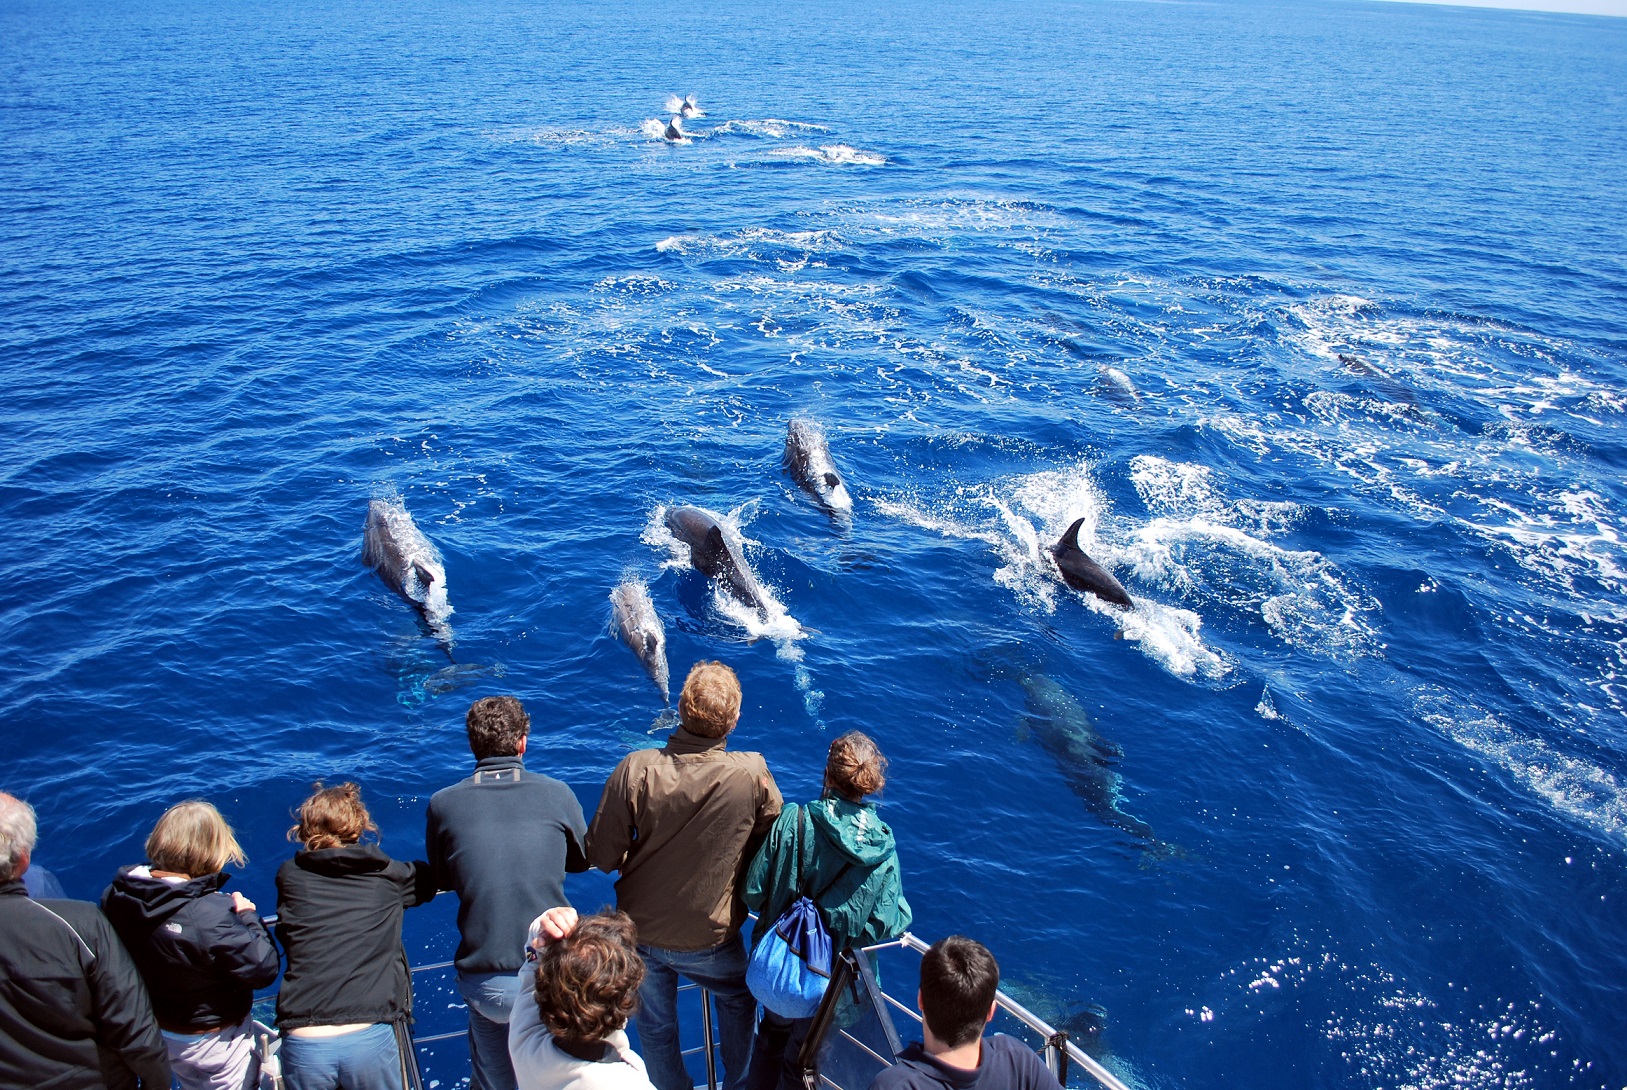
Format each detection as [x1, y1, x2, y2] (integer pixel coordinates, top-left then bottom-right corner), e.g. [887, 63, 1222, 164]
[1044, 1031, 1070, 1086]
[700, 986, 719, 1090]
[797, 949, 859, 1088]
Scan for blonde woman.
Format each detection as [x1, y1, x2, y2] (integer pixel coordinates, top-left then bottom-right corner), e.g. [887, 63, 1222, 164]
[274, 782, 435, 1090]
[101, 799, 281, 1090]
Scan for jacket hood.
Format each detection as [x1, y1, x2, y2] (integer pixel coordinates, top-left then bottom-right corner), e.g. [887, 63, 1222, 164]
[104, 865, 229, 922]
[805, 796, 897, 866]
[294, 842, 394, 877]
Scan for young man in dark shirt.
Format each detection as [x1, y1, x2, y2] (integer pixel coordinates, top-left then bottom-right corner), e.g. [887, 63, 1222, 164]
[426, 697, 589, 1090]
[869, 936, 1063, 1090]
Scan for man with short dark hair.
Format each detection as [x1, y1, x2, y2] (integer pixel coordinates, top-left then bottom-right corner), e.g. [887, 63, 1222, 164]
[0, 791, 171, 1089]
[869, 936, 1063, 1090]
[427, 696, 590, 1090]
[587, 660, 783, 1090]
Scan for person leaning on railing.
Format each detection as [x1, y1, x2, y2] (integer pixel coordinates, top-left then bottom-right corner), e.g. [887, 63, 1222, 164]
[869, 937, 1063, 1090]
[100, 800, 281, 1090]
[743, 731, 912, 1090]
[274, 781, 437, 1090]
[508, 905, 657, 1090]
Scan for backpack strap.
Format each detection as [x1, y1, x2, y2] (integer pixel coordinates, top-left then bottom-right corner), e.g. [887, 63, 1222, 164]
[798, 807, 854, 904]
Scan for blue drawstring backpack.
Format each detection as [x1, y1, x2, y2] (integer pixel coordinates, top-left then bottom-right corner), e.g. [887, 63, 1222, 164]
[746, 809, 853, 1019]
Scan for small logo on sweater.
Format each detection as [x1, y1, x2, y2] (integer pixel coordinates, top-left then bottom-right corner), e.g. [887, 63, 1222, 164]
[164, 922, 184, 934]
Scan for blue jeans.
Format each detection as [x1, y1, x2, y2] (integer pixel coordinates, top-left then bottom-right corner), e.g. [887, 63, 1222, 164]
[459, 970, 521, 1090]
[281, 1023, 401, 1090]
[636, 936, 756, 1090]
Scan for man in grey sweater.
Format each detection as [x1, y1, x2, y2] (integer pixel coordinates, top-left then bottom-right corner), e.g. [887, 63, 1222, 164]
[427, 697, 589, 1090]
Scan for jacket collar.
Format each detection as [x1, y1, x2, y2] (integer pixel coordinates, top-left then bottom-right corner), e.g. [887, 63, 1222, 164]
[665, 726, 729, 755]
[294, 842, 392, 875]
[474, 755, 525, 773]
[0, 878, 25, 898]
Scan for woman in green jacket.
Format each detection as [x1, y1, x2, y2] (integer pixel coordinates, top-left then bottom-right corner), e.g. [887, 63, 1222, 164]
[743, 731, 911, 1090]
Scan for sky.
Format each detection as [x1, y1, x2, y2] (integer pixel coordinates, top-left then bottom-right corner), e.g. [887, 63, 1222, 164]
[1377, 0, 1627, 15]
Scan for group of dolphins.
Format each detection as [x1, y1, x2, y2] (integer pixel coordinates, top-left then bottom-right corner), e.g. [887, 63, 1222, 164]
[660, 94, 702, 142]
[360, 420, 1159, 846]
[360, 416, 1134, 686]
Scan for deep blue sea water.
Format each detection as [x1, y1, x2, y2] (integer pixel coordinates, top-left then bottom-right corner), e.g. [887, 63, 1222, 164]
[4, 0, 1626, 1086]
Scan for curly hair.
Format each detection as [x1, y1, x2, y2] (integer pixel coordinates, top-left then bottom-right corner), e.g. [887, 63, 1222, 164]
[825, 731, 888, 801]
[466, 696, 530, 760]
[677, 661, 741, 739]
[532, 911, 644, 1047]
[287, 782, 377, 851]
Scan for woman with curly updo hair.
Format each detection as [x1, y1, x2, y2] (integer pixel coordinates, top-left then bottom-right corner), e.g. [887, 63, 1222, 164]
[274, 782, 437, 1090]
[510, 907, 657, 1090]
[742, 732, 913, 1090]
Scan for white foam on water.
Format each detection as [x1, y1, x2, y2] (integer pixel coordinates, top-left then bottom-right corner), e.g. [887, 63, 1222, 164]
[1200, 946, 1565, 1089]
[1125, 456, 1378, 660]
[643, 505, 811, 655]
[708, 119, 832, 139]
[1414, 688, 1627, 846]
[877, 465, 1230, 680]
[763, 144, 887, 166]
[654, 227, 843, 258]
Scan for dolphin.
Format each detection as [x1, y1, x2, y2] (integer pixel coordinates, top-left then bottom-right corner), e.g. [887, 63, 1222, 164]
[361, 498, 454, 647]
[783, 419, 853, 517]
[680, 95, 700, 117]
[610, 578, 670, 703]
[1019, 674, 1155, 843]
[664, 116, 685, 141]
[664, 505, 768, 613]
[1050, 518, 1132, 609]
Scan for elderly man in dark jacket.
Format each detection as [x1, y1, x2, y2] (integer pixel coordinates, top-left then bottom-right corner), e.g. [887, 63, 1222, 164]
[0, 791, 171, 1090]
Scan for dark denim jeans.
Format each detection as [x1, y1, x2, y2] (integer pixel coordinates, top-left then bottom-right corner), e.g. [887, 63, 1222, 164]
[635, 936, 756, 1090]
[458, 969, 521, 1090]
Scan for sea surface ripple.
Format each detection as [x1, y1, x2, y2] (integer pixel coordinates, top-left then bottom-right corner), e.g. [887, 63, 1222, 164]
[2, 0, 1625, 1087]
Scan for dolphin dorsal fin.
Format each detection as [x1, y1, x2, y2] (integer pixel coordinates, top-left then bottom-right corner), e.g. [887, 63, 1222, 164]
[1058, 517, 1086, 552]
[413, 562, 436, 588]
[705, 525, 727, 557]
[824, 472, 840, 488]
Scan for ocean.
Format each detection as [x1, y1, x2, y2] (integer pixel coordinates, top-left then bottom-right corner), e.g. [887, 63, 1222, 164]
[2, 0, 1624, 1086]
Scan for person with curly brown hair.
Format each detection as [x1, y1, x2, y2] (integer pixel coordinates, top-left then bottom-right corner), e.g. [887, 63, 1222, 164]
[509, 906, 657, 1090]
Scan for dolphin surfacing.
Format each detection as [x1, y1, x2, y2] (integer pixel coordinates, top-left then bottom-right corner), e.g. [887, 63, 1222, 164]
[610, 578, 670, 703]
[362, 498, 454, 646]
[783, 419, 853, 517]
[1050, 517, 1132, 609]
[663, 505, 768, 613]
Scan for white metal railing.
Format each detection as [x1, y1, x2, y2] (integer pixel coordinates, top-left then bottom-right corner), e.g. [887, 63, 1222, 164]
[257, 918, 1128, 1090]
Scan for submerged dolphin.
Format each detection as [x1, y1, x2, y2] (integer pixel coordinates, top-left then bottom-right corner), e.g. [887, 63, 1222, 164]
[362, 498, 454, 646]
[1051, 518, 1132, 609]
[1020, 674, 1155, 843]
[610, 578, 670, 703]
[664, 505, 768, 613]
[783, 418, 853, 517]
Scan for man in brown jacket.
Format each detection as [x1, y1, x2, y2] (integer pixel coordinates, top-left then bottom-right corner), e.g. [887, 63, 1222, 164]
[586, 660, 782, 1090]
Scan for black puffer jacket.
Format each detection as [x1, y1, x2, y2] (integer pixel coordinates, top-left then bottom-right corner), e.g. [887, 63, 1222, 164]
[0, 879, 170, 1090]
[100, 867, 280, 1032]
[274, 844, 435, 1031]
